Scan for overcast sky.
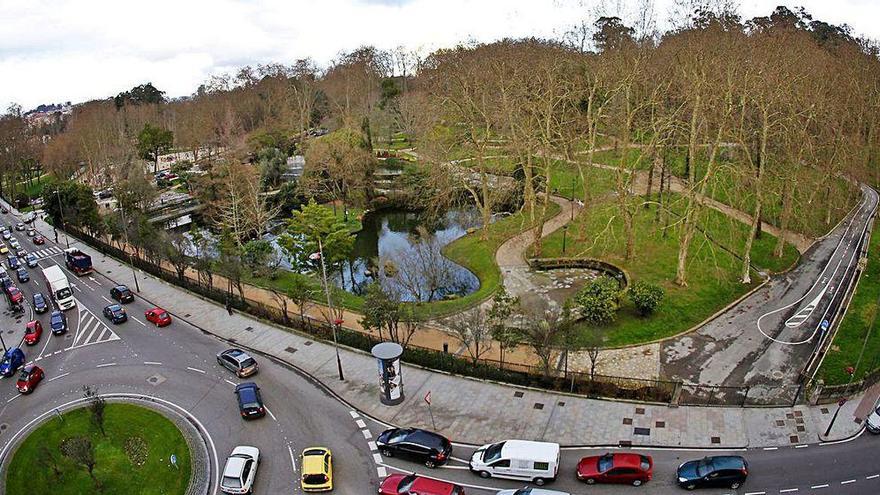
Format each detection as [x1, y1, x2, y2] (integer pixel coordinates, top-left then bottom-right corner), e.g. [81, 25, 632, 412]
[2, 0, 878, 112]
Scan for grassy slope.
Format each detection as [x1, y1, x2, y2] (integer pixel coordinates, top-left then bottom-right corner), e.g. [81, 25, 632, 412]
[6, 404, 191, 495]
[818, 225, 880, 385]
[535, 192, 799, 347]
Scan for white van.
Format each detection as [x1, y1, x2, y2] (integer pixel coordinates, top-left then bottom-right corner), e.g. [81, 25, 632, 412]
[469, 440, 560, 486]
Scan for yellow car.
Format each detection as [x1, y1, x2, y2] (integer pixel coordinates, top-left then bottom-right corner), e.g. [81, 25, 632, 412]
[0, 245, 8, 255]
[301, 447, 333, 492]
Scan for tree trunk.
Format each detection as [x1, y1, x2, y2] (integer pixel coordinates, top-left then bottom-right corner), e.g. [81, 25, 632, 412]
[774, 182, 792, 258]
[742, 111, 769, 283]
[645, 150, 656, 208]
[675, 95, 702, 286]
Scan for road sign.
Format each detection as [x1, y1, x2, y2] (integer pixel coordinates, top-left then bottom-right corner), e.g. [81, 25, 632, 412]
[424, 391, 431, 405]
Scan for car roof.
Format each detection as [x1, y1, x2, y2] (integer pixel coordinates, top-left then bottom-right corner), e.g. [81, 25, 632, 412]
[499, 440, 560, 462]
[706, 456, 746, 469]
[404, 429, 448, 449]
[302, 449, 329, 474]
[412, 476, 457, 492]
[223, 456, 247, 477]
[114, 285, 129, 291]
[107, 304, 122, 311]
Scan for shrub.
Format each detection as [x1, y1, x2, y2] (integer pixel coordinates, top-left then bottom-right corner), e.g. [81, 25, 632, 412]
[574, 276, 620, 326]
[628, 280, 665, 316]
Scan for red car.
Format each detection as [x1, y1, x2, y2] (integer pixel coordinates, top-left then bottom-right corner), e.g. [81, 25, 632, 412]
[379, 474, 464, 495]
[145, 307, 172, 327]
[16, 365, 44, 393]
[577, 452, 653, 486]
[32, 235, 45, 245]
[7, 286, 23, 304]
[24, 320, 43, 345]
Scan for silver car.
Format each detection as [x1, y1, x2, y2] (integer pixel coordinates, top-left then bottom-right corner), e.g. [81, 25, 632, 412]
[220, 446, 260, 494]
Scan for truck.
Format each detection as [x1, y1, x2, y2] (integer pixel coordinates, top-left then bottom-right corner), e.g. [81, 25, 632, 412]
[43, 265, 75, 310]
[64, 248, 92, 275]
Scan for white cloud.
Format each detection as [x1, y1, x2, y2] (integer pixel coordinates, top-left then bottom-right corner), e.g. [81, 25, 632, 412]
[1, 0, 878, 111]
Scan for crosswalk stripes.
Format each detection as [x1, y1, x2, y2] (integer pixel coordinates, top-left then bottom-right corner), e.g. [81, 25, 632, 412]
[71, 308, 120, 348]
[31, 246, 63, 260]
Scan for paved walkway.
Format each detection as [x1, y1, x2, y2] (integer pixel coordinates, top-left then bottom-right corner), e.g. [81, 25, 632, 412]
[45, 224, 868, 448]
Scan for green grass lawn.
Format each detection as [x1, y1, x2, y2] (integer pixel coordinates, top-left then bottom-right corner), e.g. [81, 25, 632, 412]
[534, 193, 799, 347]
[6, 403, 191, 495]
[818, 226, 880, 386]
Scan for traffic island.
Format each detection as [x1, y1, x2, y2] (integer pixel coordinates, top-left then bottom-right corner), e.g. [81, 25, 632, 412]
[4, 403, 192, 495]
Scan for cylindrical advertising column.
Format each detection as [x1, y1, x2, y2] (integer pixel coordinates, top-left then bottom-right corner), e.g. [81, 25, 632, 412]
[371, 342, 404, 406]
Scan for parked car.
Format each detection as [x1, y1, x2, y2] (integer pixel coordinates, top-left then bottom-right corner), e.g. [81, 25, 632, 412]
[677, 456, 748, 490]
[14, 222, 24, 231]
[16, 268, 29, 283]
[10, 239, 20, 249]
[300, 447, 333, 492]
[0, 272, 11, 290]
[110, 285, 134, 303]
[32, 235, 44, 245]
[49, 310, 67, 335]
[25, 228, 35, 237]
[376, 427, 452, 468]
[496, 489, 570, 495]
[217, 348, 259, 377]
[234, 382, 265, 419]
[379, 474, 464, 495]
[1, 231, 9, 240]
[470, 440, 560, 486]
[0, 207, 7, 214]
[102, 304, 127, 324]
[0, 245, 7, 255]
[32, 292, 48, 314]
[24, 320, 43, 345]
[220, 446, 260, 494]
[25, 253, 37, 268]
[576, 453, 653, 486]
[145, 307, 172, 327]
[0, 347, 25, 377]
[867, 406, 880, 433]
[7, 255, 18, 269]
[16, 365, 44, 394]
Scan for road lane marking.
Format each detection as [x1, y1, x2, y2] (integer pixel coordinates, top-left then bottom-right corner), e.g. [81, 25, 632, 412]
[368, 441, 377, 451]
[349, 410, 359, 419]
[377, 466, 387, 478]
[362, 429, 372, 439]
[779, 489, 798, 493]
[101, 296, 112, 304]
[288, 444, 297, 473]
[373, 453, 382, 464]
[867, 474, 880, 480]
[6, 394, 20, 403]
[131, 316, 146, 327]
[143, 361, 162, 365]
[48, 372, 69, 382]
[763, 447, 778, 451]
[811, 484, 829, 489]
[95, 362, 116, 368]
[265, 406, 277, 421]
[795, 444, 808, 448]
[745, 492, 766, 495]
[224, 379, 237, 387]
[841, 480, 856, 485]
[186, 367, 205, 374]
[356, 419, 366, 428]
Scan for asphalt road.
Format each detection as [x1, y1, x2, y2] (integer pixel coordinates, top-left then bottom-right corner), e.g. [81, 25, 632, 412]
[0, 208, 878, 494]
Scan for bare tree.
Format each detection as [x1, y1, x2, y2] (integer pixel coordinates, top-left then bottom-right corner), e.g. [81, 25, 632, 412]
[446, 306, 494, 367]
[389, 228, 456, 302]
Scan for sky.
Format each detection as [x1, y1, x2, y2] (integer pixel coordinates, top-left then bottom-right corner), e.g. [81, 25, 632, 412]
[2, 0, 879, 112]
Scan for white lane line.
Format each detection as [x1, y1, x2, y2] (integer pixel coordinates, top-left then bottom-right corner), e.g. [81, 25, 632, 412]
[186, 366, 206, 374]
[811, 484, 829, 489]
[362, 429, 372, 439]
[356, 419, 366, 429]
[131, 316, 146, 327]
[795, 444, 808, 448]
[841, 480, 856, 485]
[349, 410, 360, 419]
[144, 361, 162, 366]
[265, 406, 277, 421]
[101, 295, 112, 304]
[38, 332, 52, 358]
[779, 489, 799, 493]
[368, 441, 377, 451]
[95, 362, 116, 368]
[372, 453, 382, 464]
[763, 447, 778, 451]
[377, 466, 387, 478]
[224, 379, 237, 387]
[867, 474, 880, 480]
[6, 394, 20, 403]
[288, 444, 297, 473]
[48, 372, 70, 382]
[745, 492, 766, 495]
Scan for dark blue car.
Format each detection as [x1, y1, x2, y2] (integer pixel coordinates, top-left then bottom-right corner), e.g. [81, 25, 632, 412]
[234, 382, 265, 419]
[7, 255, 18, 270]
[102, 304, 127, 324]
[50, 310, 67, 335]
[32, 293, 48, 313]
[0, 347, 25, 377]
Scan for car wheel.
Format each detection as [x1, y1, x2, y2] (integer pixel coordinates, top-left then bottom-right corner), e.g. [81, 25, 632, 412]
[585, 478, 596, 485]
[633, 479, 643, 486]
[533, 478, 546, 486]
[730, 482, 741, 489]
[425, 459, 437, 468]
[381, 448, 393, 457]
[478, 471, 491, 479]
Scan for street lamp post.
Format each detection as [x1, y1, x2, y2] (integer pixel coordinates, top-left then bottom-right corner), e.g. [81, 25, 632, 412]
[562, 225, 568, 255]
[119, 208, 140, 292]
[315, 238, 345, 381]
[54, 189, 70, 249]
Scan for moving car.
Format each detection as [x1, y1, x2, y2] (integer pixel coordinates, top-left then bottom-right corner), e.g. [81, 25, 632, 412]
[379, 474, 464, 495]
[14, 222, 24, 231]
[25, 253, 37, 268]
[470, 440, 560, 486]
[24, 320, 43, 345]
[220, 446, 260, 494]
[496, 489, 570, 495]
[1, 231, 9, 240]
[102, 304, 127, 324]
[145, 307, 172, 327]
[15, 248, 26, 258]
[217, 348, 259, 377]
[26, 228, 35, 237]
[0, 245, 7, 255]
[7, 255, 18, 269]
[49, 310, 67, 335]
[32, 292, 48, 313]
[677, 456, 748, 490]
[7, 286, 23, 304]
[0, 347, 25, 377]
[32, 235, 45, 245]
[376, 427, 452, 468]
[16, 365, 44, 394]
[0, 272, 12, 291]
[867, 405, 880, 433]
[300, 447, 333, 492]
[16, 268, 29, 283]
[576, 453, 653, 486]
[110, 285, 134, 303]
[234, 382, 265, 419]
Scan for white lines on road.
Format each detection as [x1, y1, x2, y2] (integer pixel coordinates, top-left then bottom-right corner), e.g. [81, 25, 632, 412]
[95, 362, 116, 368]
[101, 295, 112, 304]
[867, 474, 880, 480]
[372, 453, 383, 464]
[368, 441, 377, 450]
[745, 492, 766, 495]
[763, 447, 778, 451]
[47, 372, 69, 382]
[811, 484, 829, 489]
[6, 394, 20, 403]
[265, 406, 277, 421]
[186, 366, 206, 374]
[144, 361, 162, 366]
[795, 444, 808, 449]
[349, 410, 360, 419]
[130, 316, 146, 327]
[354, 409, 386, 480]
[224, 379, 237, 387]
[362, 429, 372, 439]
[779, 489, 799, 493]
[355, 419, 366, 429]
[288, 444, 297, 473]
[377, 466, 387, 478]
[841, 479, 856, 485]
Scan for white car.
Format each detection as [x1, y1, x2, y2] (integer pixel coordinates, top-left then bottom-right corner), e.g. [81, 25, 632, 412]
[866, 405, 880, 433]
[497, 489, 570, 495]
[220, 446, 260, 494]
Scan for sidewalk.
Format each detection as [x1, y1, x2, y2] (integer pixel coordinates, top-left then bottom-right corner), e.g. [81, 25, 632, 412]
[48, 223, 867, 449]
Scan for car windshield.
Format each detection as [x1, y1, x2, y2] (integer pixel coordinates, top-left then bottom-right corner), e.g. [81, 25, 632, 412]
[397, 474, 417, 492]
[221, 476, 242, 489]
[388, 429, 410, 443]
[157, 312, 168, 320]
[240, 357, 256, 368]
[57, 288, 72, 299]
[25, 326, 34, 334]
[482, 442, 505, 463]
[696, 458, 715, 477]
[34, 295, 43, 304]
[514, 490, 533, 495]
[303, 473, 328, 484]
[17, 369, 29, 380]
[51, 316, 62, 326]
[598, 454, 614, 472]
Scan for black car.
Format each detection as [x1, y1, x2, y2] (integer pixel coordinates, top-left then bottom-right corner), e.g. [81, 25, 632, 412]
[677, 456, 748, 490]
[234, 382, 265, 419]
[7, 256, 18, 269]
[102, 304, 127, 324]
[49, 310, 67, 335]
[0, 272, 11, 290]
[110, 285, 134, 303]
[1, 208, 7, 214]
[376, 428, 453, 468]
[16, 268, 28, 283]
[217, 348, 259, 377]
[32, 293, 48, 314]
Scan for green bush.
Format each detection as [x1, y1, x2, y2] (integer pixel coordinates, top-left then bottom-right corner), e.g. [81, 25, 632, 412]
[628, 280, 665, 316]
[574, 276, 621, 326]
